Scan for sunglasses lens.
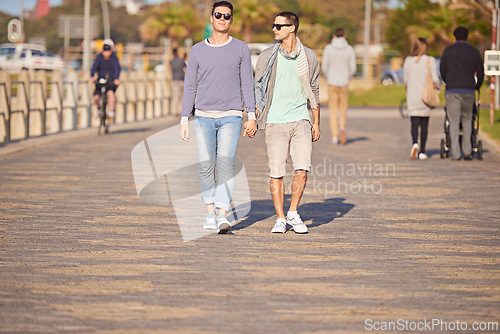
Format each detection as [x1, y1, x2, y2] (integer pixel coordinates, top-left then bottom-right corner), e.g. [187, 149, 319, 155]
[214, 12, 231, 20]
[272, 24, 281, 30]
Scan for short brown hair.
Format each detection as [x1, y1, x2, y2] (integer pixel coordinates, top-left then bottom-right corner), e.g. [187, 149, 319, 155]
[335, 28, 345, 37]
[276, 11, 299, 34]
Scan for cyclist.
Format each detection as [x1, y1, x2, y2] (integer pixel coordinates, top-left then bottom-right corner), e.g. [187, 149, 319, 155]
[89, 39, 121, 120]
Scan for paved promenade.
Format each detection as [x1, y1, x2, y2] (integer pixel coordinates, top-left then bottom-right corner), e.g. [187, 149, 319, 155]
[0, 107, 499, 333]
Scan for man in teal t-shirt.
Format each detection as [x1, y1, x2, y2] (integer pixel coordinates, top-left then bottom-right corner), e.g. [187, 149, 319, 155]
[254, 11, 320, 234]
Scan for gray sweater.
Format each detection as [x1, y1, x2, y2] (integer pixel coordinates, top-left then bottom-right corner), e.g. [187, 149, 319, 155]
[254, 45, 320, 130]
[181, 37, 255, 118]
[321, 37, 356, 87]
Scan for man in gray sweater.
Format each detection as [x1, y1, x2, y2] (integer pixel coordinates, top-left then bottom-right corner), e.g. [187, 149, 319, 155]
[322, 28, 356, 145]
[179, 1, 256, 234]
[254, 11, 320, 234]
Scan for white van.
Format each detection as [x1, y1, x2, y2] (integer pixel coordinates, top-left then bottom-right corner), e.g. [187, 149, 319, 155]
[0, 43, 64, 72]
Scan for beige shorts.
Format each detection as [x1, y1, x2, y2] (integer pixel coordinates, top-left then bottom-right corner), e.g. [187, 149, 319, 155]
[265, 119, 312, 178]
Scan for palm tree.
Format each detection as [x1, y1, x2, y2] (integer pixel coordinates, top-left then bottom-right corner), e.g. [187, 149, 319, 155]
[233, 0, 279, 43]
[140, 3, 203, 47]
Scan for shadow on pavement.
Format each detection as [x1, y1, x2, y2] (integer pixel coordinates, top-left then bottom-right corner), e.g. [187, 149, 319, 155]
[231, 196, 354, 231]
[345, 137, 368, 145]
[110, 127, 153, 135]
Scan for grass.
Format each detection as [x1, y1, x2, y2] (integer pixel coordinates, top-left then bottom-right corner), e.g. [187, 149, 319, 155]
[348, 83, 500, 145]
[348, 83, 492, 108]
[479, 107, 500, 143]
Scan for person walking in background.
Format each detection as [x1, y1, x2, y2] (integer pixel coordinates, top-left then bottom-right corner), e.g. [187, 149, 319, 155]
[169, 48, 186, 116]
[440, 26, 484, 160]
[321, 27, 356, 145]
[179, 1, 256, 234]
[255, 11, 320, 234]
[403, 37, 441, 160]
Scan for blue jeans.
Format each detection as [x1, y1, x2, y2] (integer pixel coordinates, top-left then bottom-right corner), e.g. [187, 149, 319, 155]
[194, 115, 242, 212]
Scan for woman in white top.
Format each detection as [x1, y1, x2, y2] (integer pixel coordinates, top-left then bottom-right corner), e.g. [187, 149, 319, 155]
[403, 38, 441, 160]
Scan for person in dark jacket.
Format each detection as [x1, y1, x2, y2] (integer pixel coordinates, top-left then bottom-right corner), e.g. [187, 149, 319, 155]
[440, 26, 484, 160]
[90, 39, 121, 119]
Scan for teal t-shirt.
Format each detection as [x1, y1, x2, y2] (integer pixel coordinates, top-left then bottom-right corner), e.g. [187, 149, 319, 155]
[266, 52, 310, 124]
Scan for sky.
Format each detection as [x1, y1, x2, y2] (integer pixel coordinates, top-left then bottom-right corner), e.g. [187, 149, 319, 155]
[0, 0, 165, 16]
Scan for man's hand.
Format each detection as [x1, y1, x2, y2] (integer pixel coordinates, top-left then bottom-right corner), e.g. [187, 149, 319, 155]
[179, 124, 189, 141]
[114, 79, 120, 86]
[89, 77, 95, 83]
[243, 120, 257, 138]
[312, 123, 320, 142]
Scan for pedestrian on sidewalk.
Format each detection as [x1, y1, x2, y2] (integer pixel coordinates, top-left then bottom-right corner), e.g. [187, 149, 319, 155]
[169, 48, 186, 116]
[254, 11, 320, 234]
[179, 1, 256, 234]
[321, 27, 356, 145]
[440, 26, 484, 160]
[403, 37, 441, 160]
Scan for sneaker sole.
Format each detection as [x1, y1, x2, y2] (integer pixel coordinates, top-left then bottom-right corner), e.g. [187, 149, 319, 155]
[271, 228, 286, 233]
[203, 225, 216, 230]
[217, 222, 231, 234]
[292, 227, 308, 234]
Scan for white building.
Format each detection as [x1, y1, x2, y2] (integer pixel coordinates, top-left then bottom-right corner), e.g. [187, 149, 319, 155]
[110, 0, 145, 15]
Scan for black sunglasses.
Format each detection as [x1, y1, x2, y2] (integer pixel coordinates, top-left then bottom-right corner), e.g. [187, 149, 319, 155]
[213, 12, 232, 20]
[272, 23, 293, 31]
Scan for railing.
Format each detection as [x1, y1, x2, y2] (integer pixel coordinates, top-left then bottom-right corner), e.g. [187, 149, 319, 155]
[0, 69, 172, 144]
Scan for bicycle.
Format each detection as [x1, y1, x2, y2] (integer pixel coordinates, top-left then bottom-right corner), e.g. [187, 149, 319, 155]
[96, 76, 112, 135]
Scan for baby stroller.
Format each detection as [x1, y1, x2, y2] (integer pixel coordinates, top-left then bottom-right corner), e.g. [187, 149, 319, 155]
[440, 90, 483, 160]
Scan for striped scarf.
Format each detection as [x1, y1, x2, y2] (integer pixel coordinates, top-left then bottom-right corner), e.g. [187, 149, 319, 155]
[255, 37, 317, 112]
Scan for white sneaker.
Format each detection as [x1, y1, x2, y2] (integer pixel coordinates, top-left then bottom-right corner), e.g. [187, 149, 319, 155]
[419, 153, 428, 160]
[108, 110, 115, 119]
[203, 213, 216, 230]
[286, 211, 307, 234]
[410, 143, 419, 160]
[271, 218, 287, 233]
[216, 216, 231, 234]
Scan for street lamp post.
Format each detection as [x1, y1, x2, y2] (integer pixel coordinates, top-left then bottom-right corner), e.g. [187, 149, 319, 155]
[363, 0, 372, 80]
[83, 0, 91, 72]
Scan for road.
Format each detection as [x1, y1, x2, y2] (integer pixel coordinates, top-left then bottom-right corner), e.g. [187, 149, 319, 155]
[0, 107, 499, 333]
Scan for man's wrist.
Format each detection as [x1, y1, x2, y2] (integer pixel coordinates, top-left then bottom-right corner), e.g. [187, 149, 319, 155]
[180, 116, 189, 125]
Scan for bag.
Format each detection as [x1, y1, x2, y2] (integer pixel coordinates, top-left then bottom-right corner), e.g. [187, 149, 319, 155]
[422, 57, 440, 107]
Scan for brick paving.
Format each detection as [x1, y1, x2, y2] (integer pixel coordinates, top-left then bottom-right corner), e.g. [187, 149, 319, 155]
[0, 107, 499, 333]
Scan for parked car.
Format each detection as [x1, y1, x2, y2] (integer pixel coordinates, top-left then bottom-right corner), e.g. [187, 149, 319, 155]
[381, 58, 441, 86]
[381, 68, 404, 86]
[0, 43, 64, 72]
[247, 43, 274, 72]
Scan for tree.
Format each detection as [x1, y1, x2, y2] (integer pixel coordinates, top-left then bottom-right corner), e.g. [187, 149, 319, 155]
[139, 3, 203, 47]
[386, 0, 492, 57]
[232, 0, 279, 43]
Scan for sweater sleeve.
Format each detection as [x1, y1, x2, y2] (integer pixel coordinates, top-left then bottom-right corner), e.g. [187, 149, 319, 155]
[181, 48, 198, 119]
[113, 54, 121, 79]
[240, 43, 256, 115]
[309, 51, 320, 107]
[475, 49, 485, 90]
[349, 47, 356, 77]
[440, 51, 447, 84]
